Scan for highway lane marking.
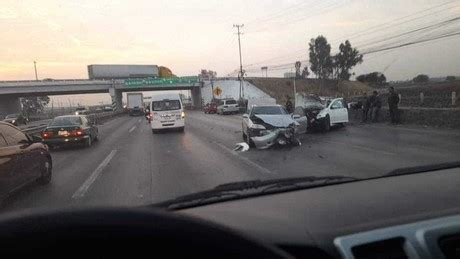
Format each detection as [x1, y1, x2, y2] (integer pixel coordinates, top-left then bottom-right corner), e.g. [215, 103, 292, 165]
[129, 126, 137, 133]
[72, 149, 118, 199]
[213, 141, 274, 175]
[325, 140, 397, 156]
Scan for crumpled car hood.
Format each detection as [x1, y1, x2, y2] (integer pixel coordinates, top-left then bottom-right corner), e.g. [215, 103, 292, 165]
[254, 115, 299, 127]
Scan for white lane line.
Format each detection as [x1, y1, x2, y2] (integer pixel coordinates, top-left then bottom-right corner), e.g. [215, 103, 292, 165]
[72, 150, 117, 199]
[138, 118, 141, 123]
[325, 140, 397, 156]
[140, 127, 144, 133]
[129, 125, 137, 133]
[213, 141, 274, 175]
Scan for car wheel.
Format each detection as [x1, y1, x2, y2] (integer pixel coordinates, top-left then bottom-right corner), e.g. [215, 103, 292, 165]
[322, 116, 331, 132]
[38, 158, 52, 185]
[246, 131, 255, 148]
[85, 137, 92, 147]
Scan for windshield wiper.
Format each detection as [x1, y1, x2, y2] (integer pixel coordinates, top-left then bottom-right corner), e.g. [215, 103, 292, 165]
[385, 161, 460, 177]
[153, 176, 359, 210]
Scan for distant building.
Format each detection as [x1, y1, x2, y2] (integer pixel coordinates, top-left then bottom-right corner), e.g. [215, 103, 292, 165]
[284, 72, 296, 79]
[88, 64, 160, 80]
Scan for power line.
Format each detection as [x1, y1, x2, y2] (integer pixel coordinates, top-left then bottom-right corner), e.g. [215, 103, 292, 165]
[242, 1, 459, 71]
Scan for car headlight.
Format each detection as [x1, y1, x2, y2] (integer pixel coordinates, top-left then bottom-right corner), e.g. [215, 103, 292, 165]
[12, 120, 16, 124]
[75, 112, 79, 115]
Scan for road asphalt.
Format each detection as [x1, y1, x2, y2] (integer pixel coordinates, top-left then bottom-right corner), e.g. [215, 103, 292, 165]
[2, 111, 460, 213]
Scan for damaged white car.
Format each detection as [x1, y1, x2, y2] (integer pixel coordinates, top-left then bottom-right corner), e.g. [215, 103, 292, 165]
[294, 94, 349, 132]
[242, 105, 308, 149]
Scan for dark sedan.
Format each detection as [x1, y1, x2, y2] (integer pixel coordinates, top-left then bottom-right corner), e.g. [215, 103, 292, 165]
[3, 114, 28, 126]
[0, 122, 52, 201]
[41, 115, 99, 148]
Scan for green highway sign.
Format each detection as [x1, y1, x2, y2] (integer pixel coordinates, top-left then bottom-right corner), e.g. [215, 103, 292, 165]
[124, 77, 199, 87]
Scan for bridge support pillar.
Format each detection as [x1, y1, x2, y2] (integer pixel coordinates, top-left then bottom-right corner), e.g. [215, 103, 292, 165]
[109, 87, 123, 112]
[0, 95, 21, 117]
[191, 87, 202, 109]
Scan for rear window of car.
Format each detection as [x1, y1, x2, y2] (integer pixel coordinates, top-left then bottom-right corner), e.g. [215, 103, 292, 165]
[152, 100, 181, 111]
[251, 106, 287, 115]
[49, 117, 82, 126]
[225, 100, 237, 105]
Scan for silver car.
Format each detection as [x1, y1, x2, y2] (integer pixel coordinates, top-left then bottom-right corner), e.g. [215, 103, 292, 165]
[242, 105, 308, 149]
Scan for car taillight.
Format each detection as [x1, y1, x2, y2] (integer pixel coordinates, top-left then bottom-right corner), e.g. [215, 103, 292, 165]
[181, 111, 185, 119]
[41, 131, 52, 139]
[74, 128, 85, 136]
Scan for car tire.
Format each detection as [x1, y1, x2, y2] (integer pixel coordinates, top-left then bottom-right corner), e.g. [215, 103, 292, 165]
[85, 137, 92, 147]
[38, 158, 52, 185]
[245, 131, 255, 148]
[322, 116, 331, 132]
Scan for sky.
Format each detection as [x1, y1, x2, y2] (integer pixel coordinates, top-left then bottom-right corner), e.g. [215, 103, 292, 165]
[1, 0, 460, 105]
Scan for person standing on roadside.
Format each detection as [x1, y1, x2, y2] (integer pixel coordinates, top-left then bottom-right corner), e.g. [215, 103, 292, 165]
[285, 95, 293, 114]
[370, 91, 381, 122]
[361, 92, 371, 122]
[388, 87, 400, 124]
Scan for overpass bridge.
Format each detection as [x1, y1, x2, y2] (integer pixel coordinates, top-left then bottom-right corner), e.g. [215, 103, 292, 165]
[0, 77, 202, 114]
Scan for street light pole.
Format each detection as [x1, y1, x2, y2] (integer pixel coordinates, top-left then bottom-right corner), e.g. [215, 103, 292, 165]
[233, 24, 244, 100]
[33, 61, 38, 81]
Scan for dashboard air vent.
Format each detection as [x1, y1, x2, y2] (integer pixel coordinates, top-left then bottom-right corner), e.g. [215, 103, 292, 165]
[439, 234, 460, 259]
[351, 237, 408, 259]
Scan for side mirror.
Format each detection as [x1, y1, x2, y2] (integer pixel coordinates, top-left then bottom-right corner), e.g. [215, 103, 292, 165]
[292, 114, 301, 119]
[242, 114, 249, 119]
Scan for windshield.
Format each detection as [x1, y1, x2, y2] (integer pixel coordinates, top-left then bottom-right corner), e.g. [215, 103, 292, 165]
[0, 0, 459, 215]
[152, 100, 181, 111]
[49, 117, 82, 126]
[251, 106, 287, 115]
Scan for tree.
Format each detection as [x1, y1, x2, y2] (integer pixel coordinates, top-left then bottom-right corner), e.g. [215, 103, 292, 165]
[301, 66, 309, 79]
[333, 40, 363, 80]
[21, 96, 50, 115]
[413, 74, 429, 83]
[356, 72, 387, 86]
[309, 35, 333, 79]
[199, 69, 217, 80]
[446, 76, 456, 82]
[295, 61, 302, 79]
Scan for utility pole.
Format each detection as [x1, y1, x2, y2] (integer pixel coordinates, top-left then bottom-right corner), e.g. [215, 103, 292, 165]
[33, 61, 38, 81]
[233, 24, 244, 100]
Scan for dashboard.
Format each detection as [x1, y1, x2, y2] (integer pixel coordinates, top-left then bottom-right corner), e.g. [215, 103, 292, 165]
[180, 167, 460, 258]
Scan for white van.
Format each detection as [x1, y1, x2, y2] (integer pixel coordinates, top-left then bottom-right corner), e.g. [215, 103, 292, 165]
[149, 94, 185, 133]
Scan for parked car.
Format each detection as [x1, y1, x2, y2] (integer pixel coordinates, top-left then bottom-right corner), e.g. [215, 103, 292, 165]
[3, 113, 28, 126]
[295, 95, 349, 132]
[217, 98, 239, 115]
[41, 115, 99, 148]
[103, 106, 113, 112]
[75, 107, 89, 115]
[203, 102, 217, 114]
[0, 122, 52, 201]
[242, 105, 307, 149]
